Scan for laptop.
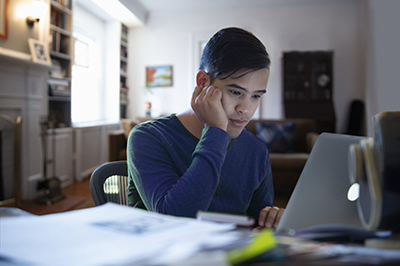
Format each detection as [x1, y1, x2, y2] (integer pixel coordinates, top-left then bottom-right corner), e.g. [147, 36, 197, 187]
[276, 132, 367, 233]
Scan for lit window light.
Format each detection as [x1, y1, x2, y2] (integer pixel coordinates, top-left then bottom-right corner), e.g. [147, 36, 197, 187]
[91, 0, 142, 27]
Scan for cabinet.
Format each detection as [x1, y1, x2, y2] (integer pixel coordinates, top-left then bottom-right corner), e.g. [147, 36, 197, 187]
[48, 0, 73, 128]
[120, 24, 129, 118]
[283, 51, 336, 133]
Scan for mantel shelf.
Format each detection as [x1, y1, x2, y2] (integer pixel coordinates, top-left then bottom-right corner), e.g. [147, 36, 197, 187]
[0, 47, 52, 70]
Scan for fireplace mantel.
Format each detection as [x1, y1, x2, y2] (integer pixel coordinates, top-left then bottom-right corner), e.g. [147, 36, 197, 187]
[0, 47, 53, 70]
[0, 47, 51, 202]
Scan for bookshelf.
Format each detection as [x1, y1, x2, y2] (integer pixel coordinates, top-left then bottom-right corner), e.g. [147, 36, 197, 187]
[120, 24, 129, 118]
[48, 0, 73, 128]
[283, 51, 336, 133]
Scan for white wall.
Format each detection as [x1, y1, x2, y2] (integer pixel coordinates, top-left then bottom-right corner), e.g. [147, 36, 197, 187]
[364, 0, 400, 136]
[127, 0, 365, 133]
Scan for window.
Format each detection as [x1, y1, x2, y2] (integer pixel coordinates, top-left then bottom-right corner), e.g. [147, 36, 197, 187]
[71, 4, 119, 125]
[72, 30, 103, 124]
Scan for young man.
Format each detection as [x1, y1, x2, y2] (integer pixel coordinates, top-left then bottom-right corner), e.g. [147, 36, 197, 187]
[127, 27, 284, 229]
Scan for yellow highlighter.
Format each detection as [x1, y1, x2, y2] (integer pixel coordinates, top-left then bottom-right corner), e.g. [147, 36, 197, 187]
[227, 229, 278, 265]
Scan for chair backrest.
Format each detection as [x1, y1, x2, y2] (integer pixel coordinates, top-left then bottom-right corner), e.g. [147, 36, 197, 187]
[90, 161, 129, 206]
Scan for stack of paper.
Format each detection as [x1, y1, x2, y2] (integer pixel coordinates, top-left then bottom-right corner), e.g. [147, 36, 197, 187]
[1, 203, 242, 266]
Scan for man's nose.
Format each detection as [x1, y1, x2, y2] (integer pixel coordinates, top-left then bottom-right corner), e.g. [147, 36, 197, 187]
[236, 97, 251, 114]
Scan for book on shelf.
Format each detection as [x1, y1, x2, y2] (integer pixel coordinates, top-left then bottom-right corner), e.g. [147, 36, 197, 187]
[120, 61, 127, 73]
[50, 59, 69, 78]
[48, 79, 71, 97]
[50, 31, 70, 54]
[120, 96, 129, 105]
[52, 0, 71, 9]
[120, 86, 129, 104]
[120, 47, 128, 58]
[51, 9, 67, 29]
[121, 24, 128, 42]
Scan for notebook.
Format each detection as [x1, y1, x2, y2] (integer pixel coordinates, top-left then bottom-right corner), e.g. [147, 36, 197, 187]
[276, 132, 367, 233]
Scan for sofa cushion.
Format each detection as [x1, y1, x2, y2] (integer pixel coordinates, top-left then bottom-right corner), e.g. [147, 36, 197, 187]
[121, 118, 141, 137]
[255, 122, 296, 153]
[269, 153, 309, 170]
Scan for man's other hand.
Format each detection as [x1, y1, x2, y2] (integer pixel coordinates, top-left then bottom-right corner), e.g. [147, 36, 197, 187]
[255, 206, 284, 230]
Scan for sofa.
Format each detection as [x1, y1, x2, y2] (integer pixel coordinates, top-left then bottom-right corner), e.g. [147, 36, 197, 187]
[245, 119, 318, 194]
[108, 118, 152, 162]
[109, 117, 318, 194]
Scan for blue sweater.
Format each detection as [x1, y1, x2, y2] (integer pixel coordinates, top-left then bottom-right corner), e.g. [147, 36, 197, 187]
[127, 114, 274, 219]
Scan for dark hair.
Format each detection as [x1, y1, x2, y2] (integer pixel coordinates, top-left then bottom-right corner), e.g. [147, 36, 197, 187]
[199, 27, 270, 83]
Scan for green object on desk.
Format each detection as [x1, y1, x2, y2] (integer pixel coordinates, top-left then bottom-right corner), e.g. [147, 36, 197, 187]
[227, 229, 277, 265]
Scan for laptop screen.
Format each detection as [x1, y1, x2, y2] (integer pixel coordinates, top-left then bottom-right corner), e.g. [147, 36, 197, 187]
[276, 133, 367, 232]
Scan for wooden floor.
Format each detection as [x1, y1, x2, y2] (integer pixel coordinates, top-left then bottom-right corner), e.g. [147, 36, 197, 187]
[17, 178, 290, 216]
[19, 178, 96, 215]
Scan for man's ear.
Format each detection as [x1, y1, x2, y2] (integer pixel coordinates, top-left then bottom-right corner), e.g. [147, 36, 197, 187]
[196, 70, 210, 88]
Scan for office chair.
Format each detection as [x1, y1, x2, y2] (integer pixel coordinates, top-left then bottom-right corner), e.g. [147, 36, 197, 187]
[90, 161, 129, 206]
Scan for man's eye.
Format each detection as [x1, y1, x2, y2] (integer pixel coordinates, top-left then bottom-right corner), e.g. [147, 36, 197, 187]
[230, 90, 241, 96]
[252, 94, 262, 99]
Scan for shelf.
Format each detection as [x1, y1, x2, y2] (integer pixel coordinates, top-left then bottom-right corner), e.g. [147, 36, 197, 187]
[47, 0, 73, 129]
[49, 96, 71, 102]
[120, 23, 129, 119]
[283, 51, 335, 133]
[0, 48, 52, 70]
[50, 25, 71, 36]
[48, 76, 71, 82]
[51, 1, 72, 14]
[50, 50, 71, 60]
[120, 40, 128, 47]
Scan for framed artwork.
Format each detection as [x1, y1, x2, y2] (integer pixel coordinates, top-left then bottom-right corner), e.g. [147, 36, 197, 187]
[0, 0, 8, 39]
[28, 38, 52, 65]
[146, 65, 173, 88]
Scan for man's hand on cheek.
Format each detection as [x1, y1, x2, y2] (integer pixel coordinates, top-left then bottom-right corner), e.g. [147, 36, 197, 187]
[254, 206, 284, 231]
[191, 85, 228, 131]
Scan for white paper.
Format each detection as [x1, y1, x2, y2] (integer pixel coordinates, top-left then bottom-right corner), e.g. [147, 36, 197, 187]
[1, 203, 238, 266]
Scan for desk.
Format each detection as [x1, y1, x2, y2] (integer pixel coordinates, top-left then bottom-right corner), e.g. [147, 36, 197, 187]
[2, 204, 400, 266]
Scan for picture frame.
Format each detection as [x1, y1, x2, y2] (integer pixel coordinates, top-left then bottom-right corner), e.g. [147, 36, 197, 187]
[0, 0, 8, 39]
[28, 38, 52, 65]
[146, 65, 173, 88]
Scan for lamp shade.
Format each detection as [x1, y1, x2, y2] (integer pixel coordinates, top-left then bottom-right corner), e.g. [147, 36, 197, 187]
[31, 1, 48, 21]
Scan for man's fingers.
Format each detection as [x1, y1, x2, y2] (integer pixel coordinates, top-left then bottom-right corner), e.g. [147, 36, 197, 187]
[258, 206, 285, 228]
[191, 85, 227, 131]
[191, 86, 203, 104]
[272, 208, 285, 228]
[210, 86, 222, 100]
[263, 207, 279, 228]
[258, 206, 272, 227]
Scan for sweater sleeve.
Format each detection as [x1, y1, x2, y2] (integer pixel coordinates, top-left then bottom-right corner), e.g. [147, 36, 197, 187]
[127, 124, 231, 218]
[246, 146, 274, 219]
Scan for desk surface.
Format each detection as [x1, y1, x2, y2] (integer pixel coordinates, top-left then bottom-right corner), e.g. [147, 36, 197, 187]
[2, 205, 400, 266]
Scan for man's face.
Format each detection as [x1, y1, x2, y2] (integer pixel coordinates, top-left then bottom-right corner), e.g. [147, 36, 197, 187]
[212, 68, 270, 139]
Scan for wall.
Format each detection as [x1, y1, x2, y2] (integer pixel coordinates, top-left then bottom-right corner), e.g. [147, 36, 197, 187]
[364, 0, 400, 136]
[0, 0, 46, 52]
[127, 0, 364, 134]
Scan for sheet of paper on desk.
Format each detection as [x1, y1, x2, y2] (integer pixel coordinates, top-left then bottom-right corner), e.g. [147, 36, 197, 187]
[1, 203, 240, 266]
